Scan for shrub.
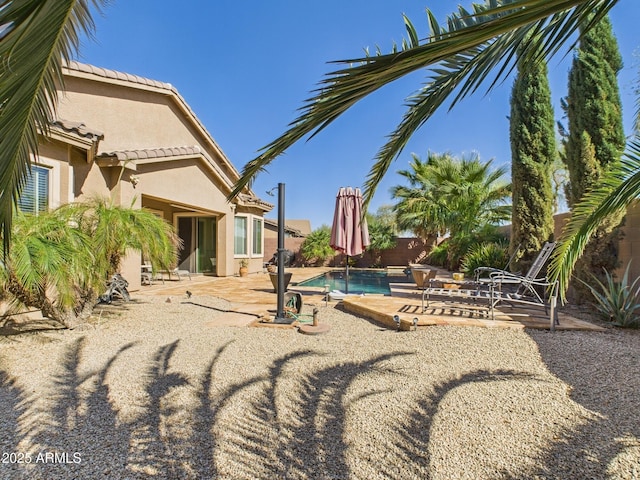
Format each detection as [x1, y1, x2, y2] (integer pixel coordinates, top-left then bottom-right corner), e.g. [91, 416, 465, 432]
[427, 243, 449, 267]
[460, 242, 510, 276]
[300, 225, 334, 266]
[0, 198, 178, 328]
[582, 262, 640, 328]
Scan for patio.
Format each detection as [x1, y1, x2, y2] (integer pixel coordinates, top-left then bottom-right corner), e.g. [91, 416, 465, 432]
[136, 268, 605, 332]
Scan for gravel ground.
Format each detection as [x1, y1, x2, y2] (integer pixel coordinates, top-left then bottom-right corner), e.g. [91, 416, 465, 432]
[0, 295, 638, 480]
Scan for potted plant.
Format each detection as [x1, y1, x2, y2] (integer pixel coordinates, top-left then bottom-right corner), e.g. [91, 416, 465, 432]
[239, 258, 249, 277]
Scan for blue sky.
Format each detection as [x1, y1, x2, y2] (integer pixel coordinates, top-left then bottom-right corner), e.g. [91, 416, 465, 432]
[77, 1, 639, 230]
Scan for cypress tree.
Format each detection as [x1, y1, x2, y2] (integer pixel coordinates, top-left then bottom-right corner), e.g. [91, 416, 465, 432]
[562, 15, 625, 300]
[564, 15, 625, 206]
[509, 52, 555, 273]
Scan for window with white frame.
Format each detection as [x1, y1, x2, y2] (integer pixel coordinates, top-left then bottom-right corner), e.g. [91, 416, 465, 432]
[234, 216, 248, 255]
[252, 217, 263, 256]
[234, 214, 264, 257]
[18, 165, 49, 214]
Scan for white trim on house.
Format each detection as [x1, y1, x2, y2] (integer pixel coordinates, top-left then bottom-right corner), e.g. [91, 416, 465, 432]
[234, 214, 264, 259]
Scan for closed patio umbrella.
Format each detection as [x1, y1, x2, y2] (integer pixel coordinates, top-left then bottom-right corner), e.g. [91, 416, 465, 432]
[330, 187, 370, 294]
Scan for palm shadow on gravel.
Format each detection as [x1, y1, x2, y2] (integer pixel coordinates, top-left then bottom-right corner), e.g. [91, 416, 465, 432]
[1, 332, 626, 479]
[0, 338, 418, 479]
[519, 330, 640, 480]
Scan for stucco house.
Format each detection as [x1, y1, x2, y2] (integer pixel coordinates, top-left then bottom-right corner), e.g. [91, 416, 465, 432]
[32, 61, 272, 289]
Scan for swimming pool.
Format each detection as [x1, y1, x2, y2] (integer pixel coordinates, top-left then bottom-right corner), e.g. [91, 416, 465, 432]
[295, 269, 412, 295]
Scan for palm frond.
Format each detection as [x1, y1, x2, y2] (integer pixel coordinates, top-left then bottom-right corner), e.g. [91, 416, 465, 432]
[549, 137, 640, 299]
[9, 210, 94, 310]
[0, 0, 106, 254]
[230, 0, 617, 203]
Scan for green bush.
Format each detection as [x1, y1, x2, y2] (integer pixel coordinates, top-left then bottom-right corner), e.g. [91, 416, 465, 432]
[427, 244, 449, 267]
[300, 225, 334, 266]
[460, 242, 509, 276]
[582, 263, 640, 328]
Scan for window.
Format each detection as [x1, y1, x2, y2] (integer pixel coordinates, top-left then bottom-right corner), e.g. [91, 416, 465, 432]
[234, 216, 248, 255]
[252, 217, 263, 255]
[235, 215, 264, 257]
[18, 166, 49, 214]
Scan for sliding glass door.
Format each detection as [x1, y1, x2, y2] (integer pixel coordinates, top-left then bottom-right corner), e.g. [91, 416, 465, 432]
[197, 217, 216, 273]
[177, 215, 217, 274]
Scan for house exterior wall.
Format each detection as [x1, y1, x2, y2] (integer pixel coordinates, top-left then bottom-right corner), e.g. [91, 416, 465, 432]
[36, 140, 74, 208]
[35, 64, 269, 289]
[60, 76, 231, 176]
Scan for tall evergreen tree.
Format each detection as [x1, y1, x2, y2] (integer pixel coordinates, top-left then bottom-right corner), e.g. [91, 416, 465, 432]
[562, 14, 626, 299]
[509, 52, 555, 273]
[564, 15, 625, 207]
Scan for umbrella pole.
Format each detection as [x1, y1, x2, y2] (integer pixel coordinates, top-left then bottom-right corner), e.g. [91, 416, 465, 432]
[345, 255, 349, 294]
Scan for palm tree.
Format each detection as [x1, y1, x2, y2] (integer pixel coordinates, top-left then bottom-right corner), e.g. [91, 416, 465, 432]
[57, 197, 179, 277]
[392, 152, 511, 239]
[299, 225, 335, 266]
[227, 0, 634, 297]
[392, 153, 447, 241]
[392, 152, 511, 268]
[0, 209, 95, 324]
[0, 198, 178, 327]
[0, 0, 108, 253]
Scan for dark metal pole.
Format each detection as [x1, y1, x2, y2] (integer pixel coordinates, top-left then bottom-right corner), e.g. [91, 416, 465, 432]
[345, 255, 349, 294]
[275, 183, 286, 321]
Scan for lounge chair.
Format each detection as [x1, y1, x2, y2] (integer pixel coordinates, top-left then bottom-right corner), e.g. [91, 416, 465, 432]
[476, 242, 557, 305]
[474, 241, 556, 286]
[156, 268, 192, 281]
[422, 242, 559, 328]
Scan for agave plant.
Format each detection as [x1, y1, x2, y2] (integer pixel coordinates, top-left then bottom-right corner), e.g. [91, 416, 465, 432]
[582, 262, 640, 328]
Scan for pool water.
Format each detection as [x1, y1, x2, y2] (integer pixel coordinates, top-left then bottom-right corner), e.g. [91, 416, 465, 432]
[295, 269, 412, 295]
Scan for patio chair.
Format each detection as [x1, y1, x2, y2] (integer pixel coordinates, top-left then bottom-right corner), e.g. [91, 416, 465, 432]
[157, 267, 192, 281]
[422, 242, 559, 328]
[171, 268, 192, 281]
[476, 242, 557, 305]
[141, 264, 165, 285]
[473, 241, 555, 285]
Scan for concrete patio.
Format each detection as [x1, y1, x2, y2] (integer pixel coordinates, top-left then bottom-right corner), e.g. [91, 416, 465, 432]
[134, 267, 605, 332]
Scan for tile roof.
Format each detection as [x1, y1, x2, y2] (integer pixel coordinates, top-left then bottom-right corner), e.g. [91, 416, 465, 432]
[237, 193, 274, 211]
[64, 61, 176, 92]
[51, 119, 104, 141]
[97, 146, 202, 161]
[263, 218, 304, 236]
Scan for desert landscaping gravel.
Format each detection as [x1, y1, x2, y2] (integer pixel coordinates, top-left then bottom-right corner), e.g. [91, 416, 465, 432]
[0, 295, 638, 479]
